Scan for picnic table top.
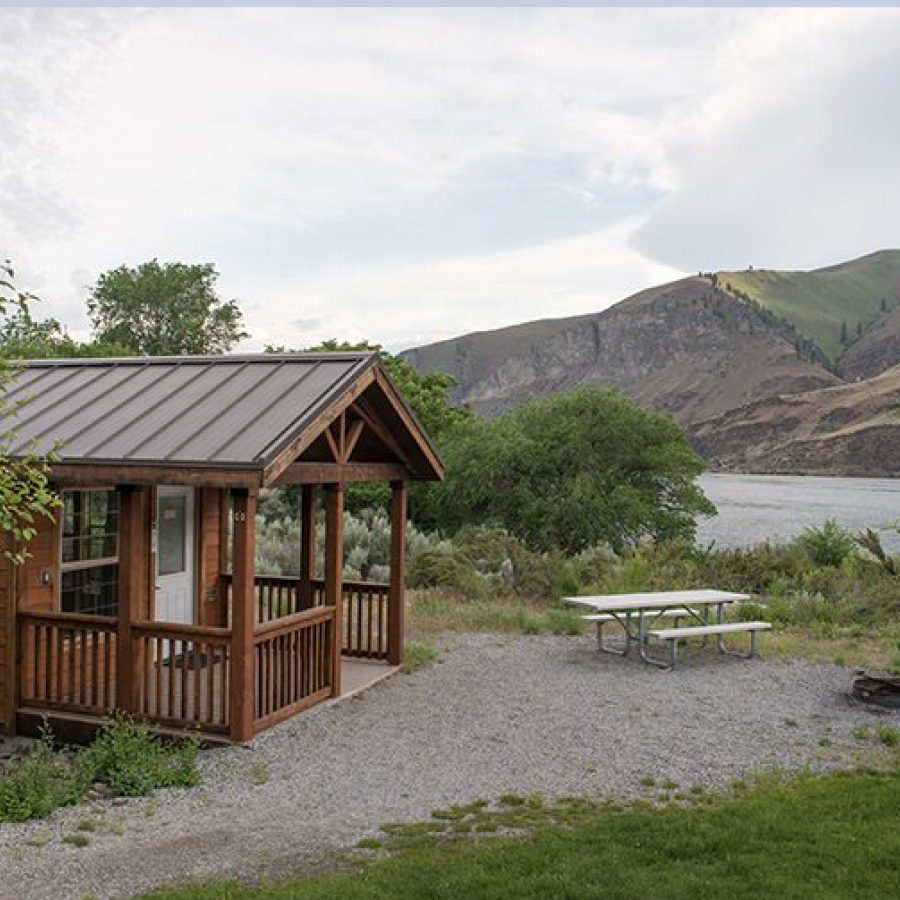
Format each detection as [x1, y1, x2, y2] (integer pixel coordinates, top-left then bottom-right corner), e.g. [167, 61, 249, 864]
[561, 589, 750, 612]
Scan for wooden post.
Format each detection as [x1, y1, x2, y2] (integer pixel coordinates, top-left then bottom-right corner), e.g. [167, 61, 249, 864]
[229, 488, 257, 742]
[5, 538, 20, 734]
[324, 483, 344, 697]
[387, 481, 408, 666]
[116, 485, 142, 714]
[299, 485, 317, 609]
[218, 488, 231, 628]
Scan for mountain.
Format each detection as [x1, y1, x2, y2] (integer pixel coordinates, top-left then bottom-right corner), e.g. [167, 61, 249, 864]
[841, 300, 900, 380]
[690, 363, 900, 477]
[403, 276, 840, 426]
[403, 250, 900, 474]
[719, 249, 900, 362]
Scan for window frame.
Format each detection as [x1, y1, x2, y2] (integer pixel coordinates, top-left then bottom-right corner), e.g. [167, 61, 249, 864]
[58, 487, 120, 617]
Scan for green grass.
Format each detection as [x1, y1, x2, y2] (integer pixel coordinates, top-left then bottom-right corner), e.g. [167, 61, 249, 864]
[721, 250, 900, 360]
[142, 763, 900, 900]
[408, 591, 585, 641]
[400, 643, 439, 674]
[62, 833, 91, 848]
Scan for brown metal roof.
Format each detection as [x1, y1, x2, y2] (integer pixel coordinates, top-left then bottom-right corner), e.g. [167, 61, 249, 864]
[2, 354, 441, 482]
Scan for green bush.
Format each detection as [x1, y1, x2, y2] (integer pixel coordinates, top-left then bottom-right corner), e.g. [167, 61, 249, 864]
[412, 387, 715, 554]
[78, 716, 200, 797]
[797, 520, 857, 568]
[0, 727, 83, 823]
[257, 501, 436, 585]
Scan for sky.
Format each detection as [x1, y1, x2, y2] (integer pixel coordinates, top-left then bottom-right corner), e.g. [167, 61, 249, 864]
[2, 7, 899, 353]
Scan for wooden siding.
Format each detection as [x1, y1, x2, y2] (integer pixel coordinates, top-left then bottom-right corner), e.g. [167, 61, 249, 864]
[18, 513, 57, 614]
[197, 488, 226, 627]
[0, 536, 11, 729]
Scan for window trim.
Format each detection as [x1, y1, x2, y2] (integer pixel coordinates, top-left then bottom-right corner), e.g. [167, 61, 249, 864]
[58, 487, 120, 617]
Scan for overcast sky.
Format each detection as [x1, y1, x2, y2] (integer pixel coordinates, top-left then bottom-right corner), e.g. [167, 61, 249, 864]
[2, 7, 899, 352]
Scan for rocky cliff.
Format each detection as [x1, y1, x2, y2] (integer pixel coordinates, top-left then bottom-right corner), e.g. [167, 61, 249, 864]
[690, 364, 900, 476]
[403, 252, 900, 474]
[404, 276, 838, 427]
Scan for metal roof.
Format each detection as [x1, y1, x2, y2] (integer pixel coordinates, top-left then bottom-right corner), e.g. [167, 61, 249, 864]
[2, 353, 402, 473]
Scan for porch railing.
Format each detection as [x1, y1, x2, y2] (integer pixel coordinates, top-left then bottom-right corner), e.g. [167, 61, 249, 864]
[253, 606, 334, 729]
[17, 574, 389, 739]
[331, 580, 390, 660]
[131, 621, 231, 733]
[18, 611, 117, 714]
[220, 573, 391, 660]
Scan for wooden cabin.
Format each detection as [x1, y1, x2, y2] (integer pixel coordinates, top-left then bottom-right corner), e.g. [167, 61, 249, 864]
[0, 353, 443, 742]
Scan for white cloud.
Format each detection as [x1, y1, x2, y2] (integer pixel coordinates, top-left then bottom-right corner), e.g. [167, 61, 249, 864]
[0, 8, 897, 350]
[242, 216, 684, 352]
[635, 8, 900, 270]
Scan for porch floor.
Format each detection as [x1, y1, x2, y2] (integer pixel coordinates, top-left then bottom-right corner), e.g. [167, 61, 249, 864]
[341, 658, 400, 698]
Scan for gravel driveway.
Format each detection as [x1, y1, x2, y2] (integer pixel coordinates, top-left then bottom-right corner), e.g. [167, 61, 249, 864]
[0, 633, 894, 900]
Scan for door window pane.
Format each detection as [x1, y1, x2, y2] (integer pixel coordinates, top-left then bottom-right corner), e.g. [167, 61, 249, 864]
[158, 495, 186, 576]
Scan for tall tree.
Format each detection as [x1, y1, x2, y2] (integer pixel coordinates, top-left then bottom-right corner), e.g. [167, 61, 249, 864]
[0, 261, 61, 563]
[87, 260, 248, 355]
[412, 387, 715, 554]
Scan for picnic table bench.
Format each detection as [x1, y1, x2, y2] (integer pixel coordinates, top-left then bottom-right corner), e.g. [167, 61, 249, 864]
[562, 589, 771, 669]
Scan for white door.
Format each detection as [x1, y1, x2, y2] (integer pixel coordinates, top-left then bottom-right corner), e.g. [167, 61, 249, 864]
[155, 486, 195, 624]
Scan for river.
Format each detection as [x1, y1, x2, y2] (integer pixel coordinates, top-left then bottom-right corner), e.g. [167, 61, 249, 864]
[695, 473, 900, 552]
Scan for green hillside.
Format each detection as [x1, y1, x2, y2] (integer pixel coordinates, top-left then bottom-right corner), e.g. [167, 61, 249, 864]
[719, 249, 900, 361]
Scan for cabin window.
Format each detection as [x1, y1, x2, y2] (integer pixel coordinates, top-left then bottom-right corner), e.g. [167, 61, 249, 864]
[60, 489, 119, 616]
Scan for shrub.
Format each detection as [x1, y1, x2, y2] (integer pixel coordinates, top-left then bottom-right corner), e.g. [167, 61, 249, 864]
[78, 716, 199, 797]
[256, 500, 440, 584]
[797, 520, 857, 568]
[0, 727, 83, 823]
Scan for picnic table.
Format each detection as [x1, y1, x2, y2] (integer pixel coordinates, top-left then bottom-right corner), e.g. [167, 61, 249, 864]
[561, 589, 771, 669]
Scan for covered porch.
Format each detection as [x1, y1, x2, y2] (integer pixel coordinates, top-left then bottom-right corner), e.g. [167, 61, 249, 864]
[2, 354, 442, 742]
[17, 576, 401, 740]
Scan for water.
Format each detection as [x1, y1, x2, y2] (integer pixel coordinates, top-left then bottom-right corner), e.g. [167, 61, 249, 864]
[695, 473, 900, 551]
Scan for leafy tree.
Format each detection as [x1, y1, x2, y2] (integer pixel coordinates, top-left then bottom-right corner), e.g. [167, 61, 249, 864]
[87, 260, 248, 355]
[0, 310, 134, 360]
[0, 261, 61, 563]
[412, 387, 715, 554]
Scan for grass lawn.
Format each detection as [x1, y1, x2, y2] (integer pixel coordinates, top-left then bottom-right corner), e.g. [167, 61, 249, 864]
[145, 762, 900, 900]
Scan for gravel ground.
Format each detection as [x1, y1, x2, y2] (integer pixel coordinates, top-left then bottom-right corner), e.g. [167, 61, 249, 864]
[1, 633, 896, 900]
